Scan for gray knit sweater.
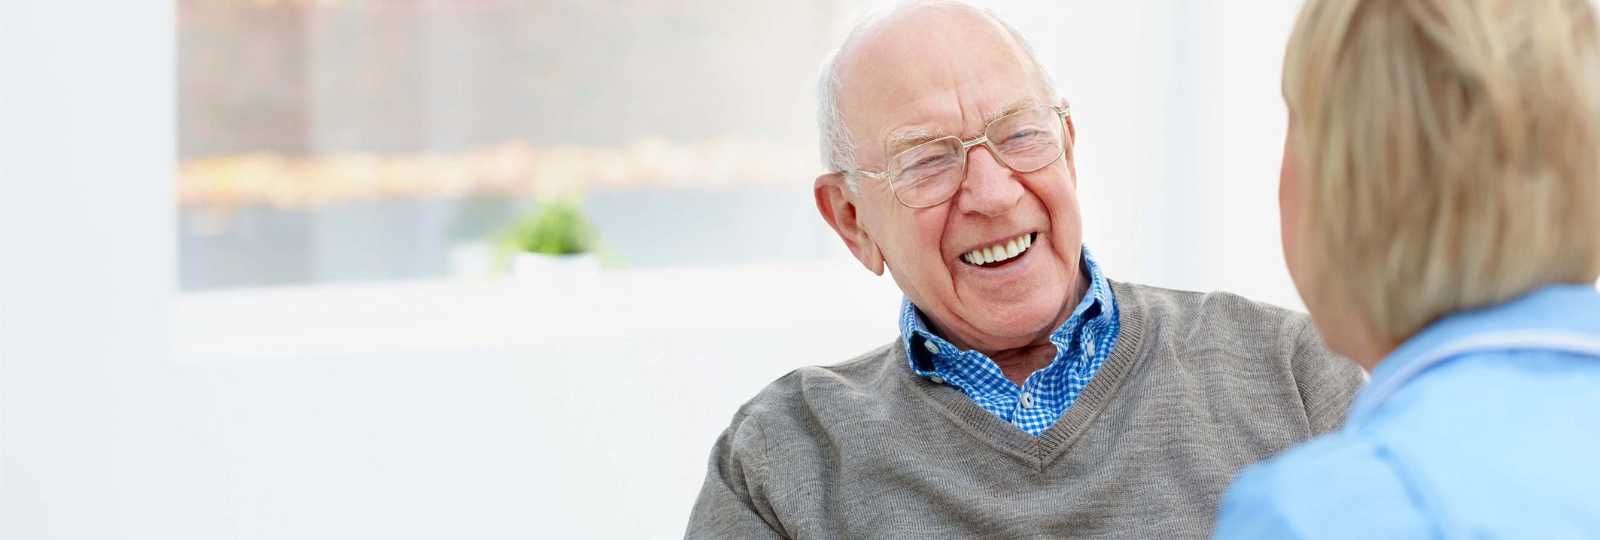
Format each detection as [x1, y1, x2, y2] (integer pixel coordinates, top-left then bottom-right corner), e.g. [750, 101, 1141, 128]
[686, 281, 1364, 539]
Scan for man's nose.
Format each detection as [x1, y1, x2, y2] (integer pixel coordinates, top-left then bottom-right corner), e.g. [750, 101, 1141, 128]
[956, 145, 1023, 217]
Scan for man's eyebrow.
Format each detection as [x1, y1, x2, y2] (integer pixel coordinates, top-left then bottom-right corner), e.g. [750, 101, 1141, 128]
[881, 99, 1042, 156]
[993, 98, 1040, 120]
[884, 127, 941, 156]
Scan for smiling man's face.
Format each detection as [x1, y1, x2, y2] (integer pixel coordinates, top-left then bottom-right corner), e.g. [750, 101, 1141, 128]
[815, 4, 1086, 354]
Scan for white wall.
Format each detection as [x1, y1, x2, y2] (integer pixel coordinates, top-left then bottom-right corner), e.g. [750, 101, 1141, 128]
[0, 1, 190, 538]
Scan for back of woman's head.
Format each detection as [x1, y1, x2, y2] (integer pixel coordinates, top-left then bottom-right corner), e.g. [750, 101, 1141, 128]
[1284, 0, 1600, 344]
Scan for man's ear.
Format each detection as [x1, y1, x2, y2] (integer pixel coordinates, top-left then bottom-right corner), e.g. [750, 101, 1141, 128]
[814, 172, 885, 276]
[1060, 100, 1078, 177]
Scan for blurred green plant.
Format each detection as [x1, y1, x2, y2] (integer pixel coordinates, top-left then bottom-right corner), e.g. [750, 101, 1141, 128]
[496, 200, 596, 258]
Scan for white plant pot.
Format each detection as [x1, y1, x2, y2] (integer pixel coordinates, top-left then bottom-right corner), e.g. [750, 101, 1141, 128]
[511, 252, 600, 281]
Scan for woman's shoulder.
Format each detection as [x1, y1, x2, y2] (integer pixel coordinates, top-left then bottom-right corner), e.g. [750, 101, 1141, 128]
[1368, 348, 1600, 450]
[1213, 433, 1430, 539]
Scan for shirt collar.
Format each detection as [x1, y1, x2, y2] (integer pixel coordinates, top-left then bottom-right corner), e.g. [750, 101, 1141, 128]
[900, 245, 1114, 374]
[1359, 283, 1600, 414]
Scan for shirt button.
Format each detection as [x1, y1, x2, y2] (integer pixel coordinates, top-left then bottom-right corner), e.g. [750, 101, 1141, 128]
[1085, 340, 1097, 357]
[923, 339, 940, 355]
[1020, 392, 1035, 409]
[929, 375, 944, 385]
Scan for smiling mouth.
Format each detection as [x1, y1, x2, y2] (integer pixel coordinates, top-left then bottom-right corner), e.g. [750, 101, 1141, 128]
[961, 232, 1037, 268]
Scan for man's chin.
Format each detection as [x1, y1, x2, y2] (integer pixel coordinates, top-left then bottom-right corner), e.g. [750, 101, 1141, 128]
[959, 304, 1064, 349]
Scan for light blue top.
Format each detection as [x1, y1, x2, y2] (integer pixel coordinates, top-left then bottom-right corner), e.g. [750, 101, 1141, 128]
[1213, 284, 1600, 539]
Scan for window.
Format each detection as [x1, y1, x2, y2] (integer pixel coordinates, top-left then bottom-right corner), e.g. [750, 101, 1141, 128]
[178, 0, 855, 290]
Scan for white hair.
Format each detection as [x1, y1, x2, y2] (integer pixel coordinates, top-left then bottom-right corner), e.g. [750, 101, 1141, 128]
[816, 0, 1061, 190]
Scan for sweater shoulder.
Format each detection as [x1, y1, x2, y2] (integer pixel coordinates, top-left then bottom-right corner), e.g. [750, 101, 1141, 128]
[1116, 281, 1315, 355]
[1118, 280, 1308, 330]
[730, 340, 906, 427]
[1115, 281, 1363, 431]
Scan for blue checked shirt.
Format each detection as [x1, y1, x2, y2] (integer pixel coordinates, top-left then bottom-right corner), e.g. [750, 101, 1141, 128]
[900, 246, 1120, 436]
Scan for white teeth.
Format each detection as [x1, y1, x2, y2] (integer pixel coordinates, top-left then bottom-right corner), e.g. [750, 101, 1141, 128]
[963, 233, 1034, 267]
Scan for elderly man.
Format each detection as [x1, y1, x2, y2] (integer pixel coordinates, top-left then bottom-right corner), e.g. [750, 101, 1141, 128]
[687, 2, 1363, 538]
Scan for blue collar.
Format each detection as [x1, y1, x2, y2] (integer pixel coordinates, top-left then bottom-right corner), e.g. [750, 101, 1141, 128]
[1353, 284, 1600, 421]
[899, 246, 1114, 372]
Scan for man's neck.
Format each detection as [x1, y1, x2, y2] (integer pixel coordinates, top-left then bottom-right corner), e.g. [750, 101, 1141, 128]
[987, 343, 1064, 386]
[938, 264, 1092, 387]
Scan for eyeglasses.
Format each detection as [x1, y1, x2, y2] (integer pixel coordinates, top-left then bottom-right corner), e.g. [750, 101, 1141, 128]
[848, 104, 1071, 209]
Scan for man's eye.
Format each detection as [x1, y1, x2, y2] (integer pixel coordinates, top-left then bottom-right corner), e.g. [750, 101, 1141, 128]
[1005, 128, 1045, 143]
[906, 154, 953, 171]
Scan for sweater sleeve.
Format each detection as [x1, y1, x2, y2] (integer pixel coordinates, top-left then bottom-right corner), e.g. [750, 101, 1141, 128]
[1286, 316, 1366, 434]
[685, 410, 787, 539]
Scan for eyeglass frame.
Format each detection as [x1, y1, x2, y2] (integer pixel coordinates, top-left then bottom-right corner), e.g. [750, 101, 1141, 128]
[844, 103, 1072, 209]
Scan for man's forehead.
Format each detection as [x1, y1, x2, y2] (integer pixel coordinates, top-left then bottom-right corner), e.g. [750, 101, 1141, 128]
[834, 4, 1045, 157]
[836, 4, 1028, 92]
[852, 74, 1047, 152]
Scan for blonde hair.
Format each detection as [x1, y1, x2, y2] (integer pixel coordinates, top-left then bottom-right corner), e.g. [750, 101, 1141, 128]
[1284, 0, 1600, 344]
